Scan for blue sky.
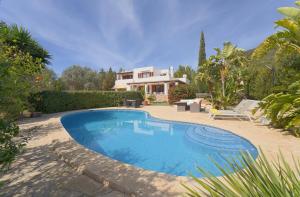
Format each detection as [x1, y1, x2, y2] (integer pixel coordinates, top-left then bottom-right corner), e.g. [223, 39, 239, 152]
[0, 0, 294, 75]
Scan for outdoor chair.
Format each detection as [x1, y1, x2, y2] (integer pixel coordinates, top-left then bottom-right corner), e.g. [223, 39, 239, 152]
[123, 99, 128, 107]
[134, 100, 142, 108]
[209, 99, 260, 121]
[190, 99, 202, 113]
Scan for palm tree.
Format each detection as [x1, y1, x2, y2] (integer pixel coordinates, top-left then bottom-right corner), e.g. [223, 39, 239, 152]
[253, 1, 300, 59]
[174, 65, 196, 81]
[214, 42, 245, 97]
[0, 22, 51, 64]
[198, 42, 247, 108]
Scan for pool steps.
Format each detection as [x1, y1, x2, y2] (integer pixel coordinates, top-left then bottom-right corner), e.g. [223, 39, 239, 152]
[185, 126, 255, 152]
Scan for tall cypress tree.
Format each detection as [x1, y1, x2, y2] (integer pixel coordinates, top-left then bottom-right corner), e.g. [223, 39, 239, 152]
[197, 31, 208, 92]
[98, 68, 106, 90]
[198, 31, 206, 70]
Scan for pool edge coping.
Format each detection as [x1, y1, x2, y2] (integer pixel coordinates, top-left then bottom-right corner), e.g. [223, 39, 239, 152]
[53, 107, 261, 196]
[52, 108, 197, 196]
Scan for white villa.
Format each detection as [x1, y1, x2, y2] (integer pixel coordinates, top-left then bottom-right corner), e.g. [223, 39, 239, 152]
[113, 66, 189, 101]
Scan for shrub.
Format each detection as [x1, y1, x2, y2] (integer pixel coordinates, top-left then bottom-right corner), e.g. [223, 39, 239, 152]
[168, 84, 196, 104]
[254, 80, 300, 136]
[29, 91, 143, 113]
[0, 119, 25, 172]
[147, 94, 156, 103]
[183, 150, 300, 197]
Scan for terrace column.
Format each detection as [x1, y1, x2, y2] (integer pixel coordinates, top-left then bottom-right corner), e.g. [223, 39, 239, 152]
[164, 83, 168, 95]
[149, 84, 152, 94]
[144, 84, 148, 94]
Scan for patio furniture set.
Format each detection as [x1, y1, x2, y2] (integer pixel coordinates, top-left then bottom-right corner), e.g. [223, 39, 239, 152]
[174, 98, 203, 112]
[124, 99, 142, 108]
[125, 98, 261, 122]
[174, 98, 260, 122]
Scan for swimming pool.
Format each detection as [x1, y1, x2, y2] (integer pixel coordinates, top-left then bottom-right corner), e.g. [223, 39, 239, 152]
[61, 110, 258, 177]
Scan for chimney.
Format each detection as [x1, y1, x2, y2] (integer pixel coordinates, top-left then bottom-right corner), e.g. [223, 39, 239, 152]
[169, 66, 174, 78]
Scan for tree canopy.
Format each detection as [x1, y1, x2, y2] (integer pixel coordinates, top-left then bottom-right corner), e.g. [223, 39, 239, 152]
[0, 22, 50, 171]
[0, 22, 51, 64]
[60, 65, 116, 91]
[174, 65, 195, 81]
[198, 42, 247, 108]
[194, 1, 300, 135]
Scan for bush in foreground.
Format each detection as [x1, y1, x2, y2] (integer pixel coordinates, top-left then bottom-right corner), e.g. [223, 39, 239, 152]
[29, 91, 143, 113]
[0, 120, 25, 172]
[183, 150, 300, 196]
[255, 81, 300, 136]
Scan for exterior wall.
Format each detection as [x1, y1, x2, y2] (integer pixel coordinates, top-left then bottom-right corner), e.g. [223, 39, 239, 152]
[114, 66, 189, 100]
[133, 67, 154, 80]
[114, 79, 133, 90]
[155, 94, 168, 102]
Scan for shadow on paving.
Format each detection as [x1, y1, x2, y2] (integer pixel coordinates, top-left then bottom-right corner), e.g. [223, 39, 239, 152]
[1, 110, 184, 196]
[0, 141, 124, 197]
[54, 141, 183, 196]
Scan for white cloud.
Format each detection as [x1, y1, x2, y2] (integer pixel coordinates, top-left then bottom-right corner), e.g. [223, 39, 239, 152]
[0, 0, 150, 69]
[0, 0, 289, 71]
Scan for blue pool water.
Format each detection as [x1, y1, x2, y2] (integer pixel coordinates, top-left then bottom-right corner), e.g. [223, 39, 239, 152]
[61, 110, 258, 177]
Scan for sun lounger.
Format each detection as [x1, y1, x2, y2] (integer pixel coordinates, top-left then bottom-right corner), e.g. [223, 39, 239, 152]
[209, 99, 259, 121]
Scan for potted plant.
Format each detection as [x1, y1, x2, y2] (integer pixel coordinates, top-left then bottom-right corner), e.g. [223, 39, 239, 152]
[143, 99, 149, 106]
[139, 89, 149, 105]
[147, 94, 156, 105]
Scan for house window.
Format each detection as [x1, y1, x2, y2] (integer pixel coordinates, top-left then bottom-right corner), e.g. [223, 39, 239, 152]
[122, 75, 133, 79]
[152, 84, 164, 93]
[138, 72, 154, 78]
[117, 73, 133, 80]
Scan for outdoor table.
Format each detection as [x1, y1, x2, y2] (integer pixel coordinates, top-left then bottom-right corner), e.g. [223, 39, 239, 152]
[174, 101, 188, 112]
[126, 99, 140, 108]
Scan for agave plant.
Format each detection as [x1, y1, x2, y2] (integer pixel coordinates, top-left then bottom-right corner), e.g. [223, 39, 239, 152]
[183, 150, 300, 197]
[253, 1, 300, 59]
[255, 80, 300, 136]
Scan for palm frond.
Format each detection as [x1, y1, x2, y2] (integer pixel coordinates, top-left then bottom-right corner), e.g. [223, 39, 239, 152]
[184, 150, 300, 196]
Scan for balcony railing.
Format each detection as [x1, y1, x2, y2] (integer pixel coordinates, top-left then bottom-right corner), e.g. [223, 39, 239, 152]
[115, 79, 134, 84]
[115, 75, 188, 84]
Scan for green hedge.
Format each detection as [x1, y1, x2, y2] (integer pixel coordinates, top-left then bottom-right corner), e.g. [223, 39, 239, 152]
[168, 84, 196, 104]
[29, 91, 143, 113]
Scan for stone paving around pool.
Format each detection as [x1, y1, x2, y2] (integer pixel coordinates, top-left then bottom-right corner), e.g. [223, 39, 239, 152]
[0, 115, 127, 197]
[1, 105, 300, 196]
